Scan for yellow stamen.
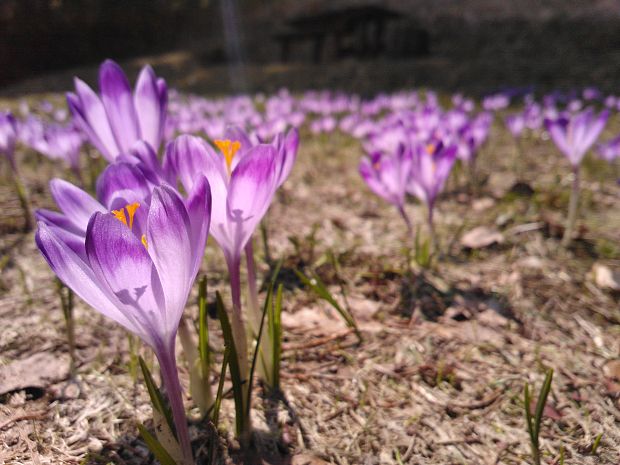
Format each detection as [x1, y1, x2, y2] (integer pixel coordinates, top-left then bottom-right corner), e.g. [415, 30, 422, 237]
[425, 143, 435, 155]
[141, 234, 148, 249]
[125, 202, 140, 230]
[112, 208, 127, 226]
[214, 139, 242, 176]
[112, 202, 141, 231]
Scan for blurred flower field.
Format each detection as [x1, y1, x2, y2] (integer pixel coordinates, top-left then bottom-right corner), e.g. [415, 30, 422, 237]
[0, 60, 619, 465]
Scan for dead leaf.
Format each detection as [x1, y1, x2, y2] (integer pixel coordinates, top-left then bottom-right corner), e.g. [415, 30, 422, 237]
[0, 352, 69, 396]
[291, 454, 330, 465]
[591, 263, 620, 291]
[528, 399, 563, 421]
[281, 307, 347, 334]
[472, 197, 495, 211]
[603, 360, 620, 381]
[477, 308, 509, 328]
[461, 226, 504, 249]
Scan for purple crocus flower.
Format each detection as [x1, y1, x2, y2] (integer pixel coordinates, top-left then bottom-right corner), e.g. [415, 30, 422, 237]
[164, 136, 281, 268]
[36, 176, 211, 463]
[223, 125, 299, 189]
[597, 135, 620, 161]
[67, 59, 167, 161]
[34, 124, 85, 180]
[407, 140, 457, 244]
[359, 146, 413, 230]
[164, 135, 279, 420]
[505, 113, 526, 138]
[545, 108, 609, 166]
[545, 108, 609, 245]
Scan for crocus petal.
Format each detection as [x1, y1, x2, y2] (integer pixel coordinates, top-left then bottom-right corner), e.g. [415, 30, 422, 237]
[99, 60, 140, 154]
[579, 110, 608, 156]
[50, 178, 107, 231]
[163, 135, 226, 193]
[96, 162, 152, 209]
[276, 127, 299, 187]
[185, 176, 212, 278]
[36, 209, 84, 236]
[69, 80, 119, 160]
[224, 126, 253, 156]
[146, 186, 192, 335]
[127, 140, 164, 184]
[359, 159, 386, 198]
[225, 145, 277, 257]
[546, 120, 571, 161]
[134, 66, 164, 152]
[36, 222, 139, 334]
[86, 212, 164, 345]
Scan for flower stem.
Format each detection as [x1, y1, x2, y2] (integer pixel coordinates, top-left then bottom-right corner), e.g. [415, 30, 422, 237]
[398, 205, 413, 240]
[178, 315, 213, 417]
[245, 240, 260, 324]
[156, 341, 193, 465]
[562, 165, 580, 246]
[227, 255, 251, 442]
[427, 204, 437, 256]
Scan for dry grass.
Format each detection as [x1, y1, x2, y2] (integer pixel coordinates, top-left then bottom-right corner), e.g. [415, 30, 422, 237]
[0, 95, 619, 465]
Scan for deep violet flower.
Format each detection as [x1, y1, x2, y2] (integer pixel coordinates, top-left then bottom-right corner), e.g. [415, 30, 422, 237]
[67, 59, 167, 161]
[36, 176, 211, 463]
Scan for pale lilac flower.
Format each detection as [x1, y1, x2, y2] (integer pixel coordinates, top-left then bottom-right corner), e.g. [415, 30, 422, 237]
[67, 59, 167, 161]
[360, 146, 412, 229]
[545, 108, 609, 166]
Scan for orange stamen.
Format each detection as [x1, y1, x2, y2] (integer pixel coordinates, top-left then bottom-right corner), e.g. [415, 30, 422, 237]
[112, 208, 127, 226]
[214, 139, 242, 176]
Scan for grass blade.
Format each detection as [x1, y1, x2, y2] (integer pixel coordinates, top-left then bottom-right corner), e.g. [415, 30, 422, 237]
[533, 369, 554, 439]
[214, 291, 245, 437]
[139, 356, 177, 440]
[211, 346, 230, 427]
[271, 283, 283, 391]
[247, 283, 273, 415]
[294, 268, 362, 342]
[198, 275, 209, 380]
[137, 423, 178, 465]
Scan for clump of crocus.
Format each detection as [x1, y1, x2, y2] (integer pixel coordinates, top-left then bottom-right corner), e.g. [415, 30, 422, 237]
[407, 140, 457, 252]
[36, 177, 211, 464]
[0, 111, 32, 230]
[545, 108, 609, 245]
[67, 59, 167, 161]
[359, 145, 413, 232]
[164, 134, 281, 441]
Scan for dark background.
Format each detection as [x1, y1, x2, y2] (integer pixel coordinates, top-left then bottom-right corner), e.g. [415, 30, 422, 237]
[2, 0, 620, 96]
